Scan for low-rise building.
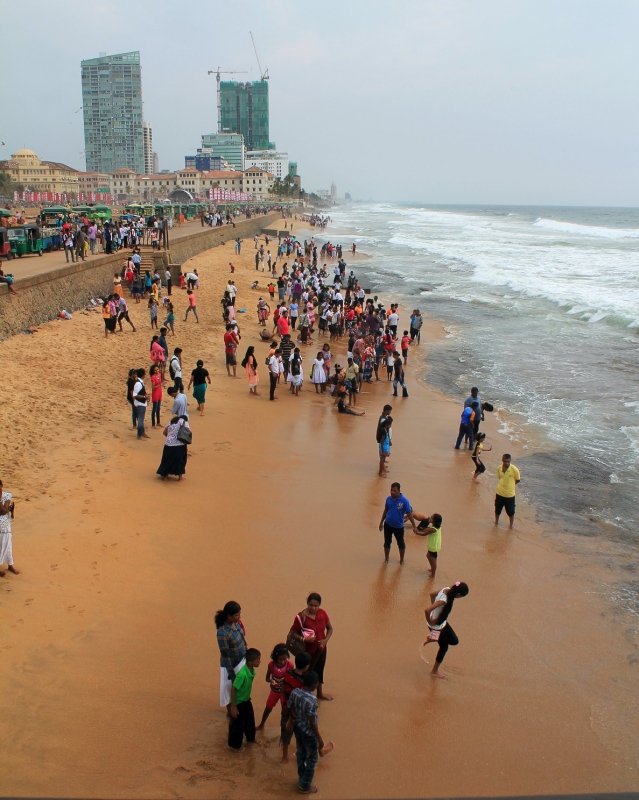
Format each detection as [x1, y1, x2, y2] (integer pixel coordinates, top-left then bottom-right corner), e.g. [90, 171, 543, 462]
[78, 171, 111, 194]
[0, 148, 79, 194]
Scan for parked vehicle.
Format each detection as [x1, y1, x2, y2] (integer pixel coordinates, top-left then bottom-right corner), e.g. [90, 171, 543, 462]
[7, 224, 43, 257]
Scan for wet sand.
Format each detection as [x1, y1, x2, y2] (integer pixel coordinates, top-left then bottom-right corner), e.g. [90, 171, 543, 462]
[0, 220, 638, 798]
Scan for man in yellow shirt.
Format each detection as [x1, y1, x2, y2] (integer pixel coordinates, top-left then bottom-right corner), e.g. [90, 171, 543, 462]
[495, 454, 521, 529]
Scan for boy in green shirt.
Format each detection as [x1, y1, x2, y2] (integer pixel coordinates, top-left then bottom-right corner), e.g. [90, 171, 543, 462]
[414, 513, 443, 577]
[228, 648, 261, 751]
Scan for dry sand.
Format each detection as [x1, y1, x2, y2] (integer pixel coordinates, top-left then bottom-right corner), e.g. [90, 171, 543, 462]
[0, 219, 637, 798]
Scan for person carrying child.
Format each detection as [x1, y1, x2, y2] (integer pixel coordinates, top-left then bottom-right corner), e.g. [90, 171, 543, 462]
[256, 644, 293, 732]
[228, 647, 261, 752]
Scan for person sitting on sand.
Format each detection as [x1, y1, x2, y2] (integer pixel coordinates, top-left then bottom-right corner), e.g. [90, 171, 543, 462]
[336, 390, 365, 416]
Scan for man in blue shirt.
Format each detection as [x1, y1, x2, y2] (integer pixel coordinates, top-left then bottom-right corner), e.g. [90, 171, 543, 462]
[378, 482, 418, 565]
[455, 402, 479, 451]
[464, 387, 483, 436]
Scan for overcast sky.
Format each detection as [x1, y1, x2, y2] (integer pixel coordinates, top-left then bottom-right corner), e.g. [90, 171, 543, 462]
[2, 0, 638, 206]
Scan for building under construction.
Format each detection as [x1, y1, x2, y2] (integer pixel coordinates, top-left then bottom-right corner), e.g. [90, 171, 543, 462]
[219, 80, 272, 151]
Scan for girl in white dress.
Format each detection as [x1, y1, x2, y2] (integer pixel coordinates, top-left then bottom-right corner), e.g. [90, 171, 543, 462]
[287, 349, 304, 395]
[312, 352, 327, 393]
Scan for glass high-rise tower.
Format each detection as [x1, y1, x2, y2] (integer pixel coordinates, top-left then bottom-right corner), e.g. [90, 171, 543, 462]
[81, 51, 145, 174]
[219, 81, 272, 151]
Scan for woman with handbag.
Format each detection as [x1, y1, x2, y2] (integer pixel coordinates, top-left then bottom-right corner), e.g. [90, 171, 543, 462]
[156, 415, 190, 480]
[287, 593, 333, 701]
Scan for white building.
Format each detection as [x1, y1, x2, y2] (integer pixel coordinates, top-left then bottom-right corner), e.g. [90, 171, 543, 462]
[152, 152, 159, 174]
[143, 122, 153, 175]
[244, 150, 289, 180]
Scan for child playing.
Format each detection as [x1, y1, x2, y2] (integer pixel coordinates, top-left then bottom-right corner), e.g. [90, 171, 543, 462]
[401, 330, 411, 363]
[163, 302, 175, 335]
[228, 647, 261, 752]
[472, 432, 491, 482]
[256, 644, 294, 731]
[287, 671, 334, 794]
[414, 513, 443, 577]
[148, 296, 158, 329]
[386, 352, 394, 381]
[377, 416, 392, 477]
[279, 651, 311, 763]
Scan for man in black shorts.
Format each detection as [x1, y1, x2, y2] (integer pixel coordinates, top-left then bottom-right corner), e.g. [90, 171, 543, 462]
[495, 454, 521, 529]
[378, 482, 418, 565]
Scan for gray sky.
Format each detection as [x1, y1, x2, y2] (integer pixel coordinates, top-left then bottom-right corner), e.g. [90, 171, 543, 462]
[2, 0, 638, 206]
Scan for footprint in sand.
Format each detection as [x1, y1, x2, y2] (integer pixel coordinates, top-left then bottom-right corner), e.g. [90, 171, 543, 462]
[50, 564, 58, 570]
[84, 500, 91, 505]
[68, 605, 75, 610]
[94, 528, 102, 534]
[25, 598, 34, 605]
[91, 562, 97, 567]
[81, 509, 89, 515]
[111, 543, 118, 548]
[78, 610, 85, 615]
[174, 766, 194, 774]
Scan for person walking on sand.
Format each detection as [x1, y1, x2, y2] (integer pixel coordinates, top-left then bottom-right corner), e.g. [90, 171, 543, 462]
[241, 346, 259, 395]
[392, 351, 408, 397]
[423, 581, 469, 678]
[471, 433, 491, 482]
[188, 359, 211, 416]
[169, 348, 184, 392]
[414, 513, 443, 577]
[495, 454, 520, 529]
[286, 671, 334, 794]
[156, 415, 190, 480]
[150, 364, 163, 428]
[216, 601, 248, 713]
[379, 482, 418, 565]
[0, 479, 19, 577]
[288, 593, 334, 701]
[224, 323, 240, 378]
[184, 290, 199, 323]
[132, 368, 150, 440]
[377, 417, 393, 477]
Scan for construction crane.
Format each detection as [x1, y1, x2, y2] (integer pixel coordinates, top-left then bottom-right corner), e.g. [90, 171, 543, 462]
[250, 32, 269, 81]
[207, 68, 248, 133]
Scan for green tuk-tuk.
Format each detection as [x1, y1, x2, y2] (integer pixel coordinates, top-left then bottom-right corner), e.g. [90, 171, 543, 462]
[90, 205, 112, 221]
[8, 224, 43, 257]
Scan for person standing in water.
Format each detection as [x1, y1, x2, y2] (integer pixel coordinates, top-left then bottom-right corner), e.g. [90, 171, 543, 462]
[423, 581, 469, 678]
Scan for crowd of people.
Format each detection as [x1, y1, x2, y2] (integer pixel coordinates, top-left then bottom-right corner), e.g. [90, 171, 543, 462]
[0, 220, 531, 790]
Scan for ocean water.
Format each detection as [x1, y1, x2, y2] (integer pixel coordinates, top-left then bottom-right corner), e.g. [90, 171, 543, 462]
[323, 203, 639, 552]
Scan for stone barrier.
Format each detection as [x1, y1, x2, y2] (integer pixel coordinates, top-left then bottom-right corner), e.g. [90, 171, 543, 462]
[0, 213, 279, 341]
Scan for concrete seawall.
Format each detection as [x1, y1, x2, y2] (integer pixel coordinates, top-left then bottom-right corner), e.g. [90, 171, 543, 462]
[0, 213, 280, 340]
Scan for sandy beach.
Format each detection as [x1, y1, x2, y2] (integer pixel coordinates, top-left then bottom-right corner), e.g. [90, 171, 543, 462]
[0, 219, 638, 799]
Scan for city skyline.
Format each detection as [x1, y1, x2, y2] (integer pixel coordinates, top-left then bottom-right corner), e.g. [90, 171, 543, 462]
[1, 0, 638, 205]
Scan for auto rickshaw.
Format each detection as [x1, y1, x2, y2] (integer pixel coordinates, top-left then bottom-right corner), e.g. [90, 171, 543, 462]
[7, 224, 44, 257]
[0, 228, 13, 260]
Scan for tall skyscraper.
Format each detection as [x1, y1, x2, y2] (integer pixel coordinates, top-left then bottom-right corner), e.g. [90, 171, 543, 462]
[143, 122, 153, 174]
[81, 51, 145, 174]
[219, 81, 272, 151]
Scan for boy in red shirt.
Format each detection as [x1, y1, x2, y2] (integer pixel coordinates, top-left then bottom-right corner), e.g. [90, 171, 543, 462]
[401, 330, 411, 364]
